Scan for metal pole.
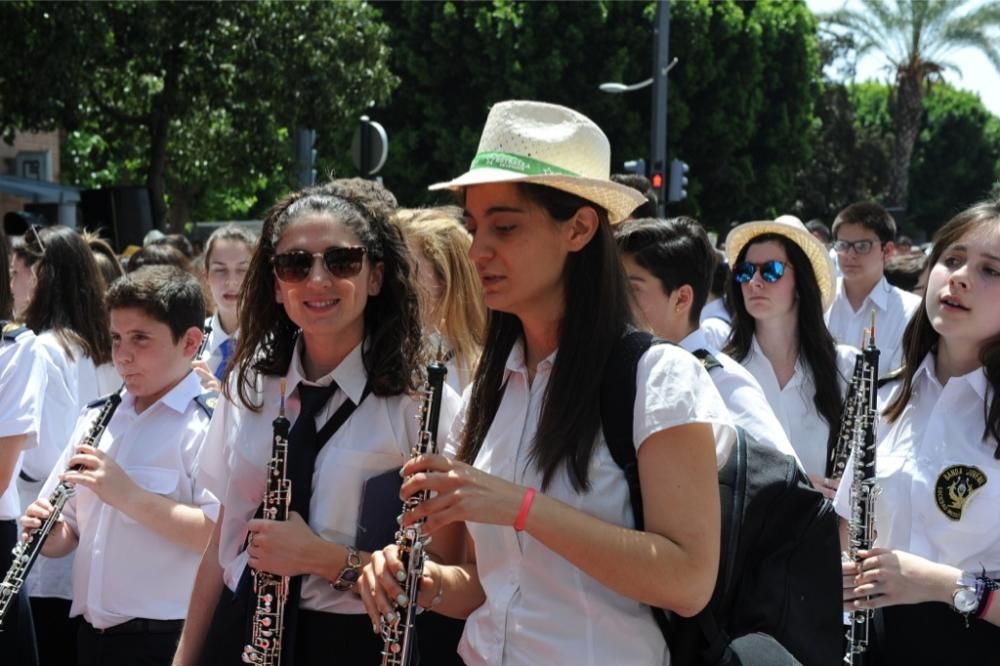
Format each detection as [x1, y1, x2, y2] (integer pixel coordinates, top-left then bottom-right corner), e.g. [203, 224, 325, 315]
[651, 0, 670, 217]
[360, 116, 372, 178]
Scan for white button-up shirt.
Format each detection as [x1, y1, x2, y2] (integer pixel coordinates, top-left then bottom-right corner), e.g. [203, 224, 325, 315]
[835, 354, 1000, 573]
[825, 276, 921, 376]
[39, 370, 219, 629]
[740, 337, 858, 477]
[198, 338, 460, 614]
[18, 334, 119, 599]
[0, 327, 44, 521]
[456, 341, 734, 666]
[680, 329, 800, 467]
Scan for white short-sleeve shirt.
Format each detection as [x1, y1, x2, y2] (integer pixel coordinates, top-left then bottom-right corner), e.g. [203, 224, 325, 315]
[825, 276, 921, 376]
[0, 326, 44, 521]
[679, 329, 800, 467]
[834, 353, 1000, 574]
[457, 341, 735, 666]
[38, 370, 219, 629]
[17, 333, 119, 599]
[739, 336, 857, 477]
[201, 313, 236, 377]
[198, 338, 460, 615]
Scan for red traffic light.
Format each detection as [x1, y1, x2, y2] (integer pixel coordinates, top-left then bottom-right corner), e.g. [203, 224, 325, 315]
[651, 173, 664, 189]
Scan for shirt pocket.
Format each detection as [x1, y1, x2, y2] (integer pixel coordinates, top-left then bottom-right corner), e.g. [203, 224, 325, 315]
[118, 466, 181, 525]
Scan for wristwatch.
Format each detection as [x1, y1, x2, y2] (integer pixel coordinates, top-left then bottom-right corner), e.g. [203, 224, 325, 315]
[332, 546, 362, 592]
[952, 573, 979, 615]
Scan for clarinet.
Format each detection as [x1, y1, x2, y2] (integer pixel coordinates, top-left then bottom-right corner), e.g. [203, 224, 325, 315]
[827, 351, 865, 479]
[242, 380, 291, 665]
[379, 360, 448, 666]
[0, 386, 125, 627]
[844, 316, 880, 666]
[196, 323, 213, 361]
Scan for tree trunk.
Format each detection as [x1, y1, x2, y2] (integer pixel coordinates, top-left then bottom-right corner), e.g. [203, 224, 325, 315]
[146, 52, 181, 231]
[888, 70, 924, 211]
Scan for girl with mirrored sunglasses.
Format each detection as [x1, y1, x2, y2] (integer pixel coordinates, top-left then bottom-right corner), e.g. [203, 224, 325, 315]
[172, 179, 460, 666]
[724, 218, 857, 498]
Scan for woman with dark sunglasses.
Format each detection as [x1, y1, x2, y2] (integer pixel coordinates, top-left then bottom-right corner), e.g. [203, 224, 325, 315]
[723, 215, 857, 498]
[172, 178, 460, 666]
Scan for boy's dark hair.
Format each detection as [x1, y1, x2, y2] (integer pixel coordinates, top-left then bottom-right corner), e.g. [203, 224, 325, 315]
[611, 173, 658, 219]
[805, 219, 832, 244]
[883, 252, 927, 291]
[832, 201, 897, 245]
[106, 265, 206, 343]
[614, 216, 717, 325]
[127, 243, 193, 273]
[710, 250, 731, 299]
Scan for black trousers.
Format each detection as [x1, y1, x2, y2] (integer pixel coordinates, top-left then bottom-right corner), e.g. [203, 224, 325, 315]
[869, 602, 1000, 664]
[31, 596, 79, 666]
[0, 520, 39, 666]
[77, 618, 182, 666]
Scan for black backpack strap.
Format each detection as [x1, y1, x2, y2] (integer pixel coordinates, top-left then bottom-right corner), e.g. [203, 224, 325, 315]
[692, 347, 724, 373]
[599, 328, 673, 638]
[877, 366, 905, 389]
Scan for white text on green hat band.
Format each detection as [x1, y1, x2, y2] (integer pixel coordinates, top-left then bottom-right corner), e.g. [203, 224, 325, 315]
[469, 151, 578, 177]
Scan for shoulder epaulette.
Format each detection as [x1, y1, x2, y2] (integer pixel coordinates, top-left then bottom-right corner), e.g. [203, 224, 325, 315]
[877, 366, 905, 389]
[1, 321, 30, 343]
[692, 347, 723, 373]
[194, 392, 219, 417]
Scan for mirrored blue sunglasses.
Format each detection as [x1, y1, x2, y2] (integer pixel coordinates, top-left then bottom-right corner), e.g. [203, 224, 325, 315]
[733, 260, 788, 284]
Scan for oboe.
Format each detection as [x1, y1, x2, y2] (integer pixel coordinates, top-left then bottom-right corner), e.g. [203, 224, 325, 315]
[379, 360, 448, 666]
[827, 350, 865, 479]
[196, 323, 213, 361]
[844, 315, 880, 666]
[242, 380, 291, 665]
[0, 385, 125, 626]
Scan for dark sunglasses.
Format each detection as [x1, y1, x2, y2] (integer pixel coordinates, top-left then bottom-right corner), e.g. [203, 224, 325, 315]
[271, 246, 367, 283]
[733, 260, 788, 284]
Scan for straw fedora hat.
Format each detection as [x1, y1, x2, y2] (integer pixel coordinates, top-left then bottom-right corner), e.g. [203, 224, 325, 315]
[429, 100, 646, 224]
[725, 215, 836, 310]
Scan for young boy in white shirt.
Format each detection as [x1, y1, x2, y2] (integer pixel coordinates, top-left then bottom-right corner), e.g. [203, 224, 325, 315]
[825, 202, 921, 375]
[21, 265, 219, 666]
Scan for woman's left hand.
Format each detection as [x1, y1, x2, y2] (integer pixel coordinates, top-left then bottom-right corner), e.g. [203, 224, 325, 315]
[246, 511, 321, 578]
[845, 548, 956, 610]
[399, 454, 525, 533]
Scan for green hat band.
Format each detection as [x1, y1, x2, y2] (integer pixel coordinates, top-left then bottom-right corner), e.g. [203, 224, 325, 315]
[469, 151, 577, 177]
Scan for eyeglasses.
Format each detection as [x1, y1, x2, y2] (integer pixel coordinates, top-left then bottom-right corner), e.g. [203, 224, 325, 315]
[733, 260, 788, 284]
[271, 246, 367, 283]
[833, 239, 880, 255]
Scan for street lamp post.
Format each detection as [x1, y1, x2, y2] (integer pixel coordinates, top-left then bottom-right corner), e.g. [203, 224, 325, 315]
[599, 0, 673, 216]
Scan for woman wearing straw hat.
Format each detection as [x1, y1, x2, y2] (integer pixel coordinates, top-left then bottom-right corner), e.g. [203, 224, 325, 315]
[358, 100, 735, 665]
[723, 216, 857, 496]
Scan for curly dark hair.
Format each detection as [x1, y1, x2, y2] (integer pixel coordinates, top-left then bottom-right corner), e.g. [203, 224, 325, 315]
[227, 178, 423, 411]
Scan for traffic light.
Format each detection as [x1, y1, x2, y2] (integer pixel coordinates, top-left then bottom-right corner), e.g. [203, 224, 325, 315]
[651, 159, 665, 192]
[668, 158, 689, 202]
[623, 158, 646, 177]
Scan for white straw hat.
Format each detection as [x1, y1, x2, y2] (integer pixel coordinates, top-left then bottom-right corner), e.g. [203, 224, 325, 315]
[725, 214, 836, 310]
[429, 100, 646, 224]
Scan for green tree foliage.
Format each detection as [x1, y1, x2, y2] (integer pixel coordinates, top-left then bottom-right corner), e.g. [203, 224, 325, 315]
[821, 0, 1000, 211]
[0, 1, 398, 229]
[376, 0, 821, 231]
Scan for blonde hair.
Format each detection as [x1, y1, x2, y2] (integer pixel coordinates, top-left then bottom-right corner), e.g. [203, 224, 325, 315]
[394, 207, 486, 388]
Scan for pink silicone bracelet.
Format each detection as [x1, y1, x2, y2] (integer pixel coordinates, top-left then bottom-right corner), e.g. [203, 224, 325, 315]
[514, 488, 536, 532]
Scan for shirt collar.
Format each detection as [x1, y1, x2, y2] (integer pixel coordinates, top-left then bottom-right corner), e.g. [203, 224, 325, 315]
[503, 337, 557, 380]
[122, 369, 204, 415]
[914, 351, 990, 402]
[287, 336, 368, 404]
[680, 328, 711, 354]
[207, 313, 233, 353]
[835, 276, 891, 313]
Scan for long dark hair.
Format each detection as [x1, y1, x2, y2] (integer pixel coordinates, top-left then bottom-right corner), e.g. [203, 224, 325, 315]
[458, 184, 633, 492]
[724, 232, 844, 450]
[884, 200, 1000, 457]
[19, 226, 112, 364]
[227, 179, 423, 411]
[0, 226, 12, 319]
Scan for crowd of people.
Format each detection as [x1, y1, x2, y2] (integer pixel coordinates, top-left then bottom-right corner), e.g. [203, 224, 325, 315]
[0, 99, 997, 665]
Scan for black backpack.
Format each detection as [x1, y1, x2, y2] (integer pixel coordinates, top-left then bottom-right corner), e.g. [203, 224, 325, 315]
[599, 330, 843, 666]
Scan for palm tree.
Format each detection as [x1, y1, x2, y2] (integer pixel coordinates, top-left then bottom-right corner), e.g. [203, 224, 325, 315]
[821, 0, 1000, 211]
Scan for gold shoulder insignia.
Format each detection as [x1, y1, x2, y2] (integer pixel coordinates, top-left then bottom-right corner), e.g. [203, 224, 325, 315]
[934, 465, 987, 521]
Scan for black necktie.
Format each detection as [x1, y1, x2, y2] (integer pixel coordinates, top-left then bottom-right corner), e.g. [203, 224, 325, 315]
[285, 382, 337, 523]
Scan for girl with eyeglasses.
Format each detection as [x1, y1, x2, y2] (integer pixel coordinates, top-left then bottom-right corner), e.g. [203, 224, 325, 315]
[836, 200, 1000, 662]
[13, 226, 120, 666]
[358, 101, 731, 666]
[172, 179, 459, 666]
[724, 216, 857, 497]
